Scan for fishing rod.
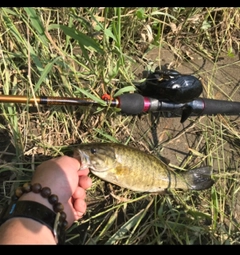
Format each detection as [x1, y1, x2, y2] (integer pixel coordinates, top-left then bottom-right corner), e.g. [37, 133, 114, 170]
[0, 93, 239, 123]
[0, 68, 239, 123]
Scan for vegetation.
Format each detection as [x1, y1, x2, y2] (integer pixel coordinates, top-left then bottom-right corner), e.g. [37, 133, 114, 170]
[0, 7, 239, 244]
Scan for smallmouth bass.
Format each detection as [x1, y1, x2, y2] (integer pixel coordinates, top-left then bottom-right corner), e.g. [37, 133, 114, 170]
[73, 143, 214, 192]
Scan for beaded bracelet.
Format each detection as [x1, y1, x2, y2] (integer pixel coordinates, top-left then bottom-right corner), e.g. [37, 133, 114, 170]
[14, 182, 68, 229]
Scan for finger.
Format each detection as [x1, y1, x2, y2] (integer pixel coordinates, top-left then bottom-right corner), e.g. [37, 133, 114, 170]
[78, 168, 90, 176]
[74, 211, 84, 220]
[73, 198, 87, 215]
[72, 186, 86, 200]
[53, 156, 81, 172]
[79, 175, 92, 189]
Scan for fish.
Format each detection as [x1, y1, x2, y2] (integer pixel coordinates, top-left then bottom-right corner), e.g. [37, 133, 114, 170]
[73, 143, 214, 192]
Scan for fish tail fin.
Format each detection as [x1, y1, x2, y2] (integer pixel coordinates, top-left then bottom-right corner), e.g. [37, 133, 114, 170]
[183, 166, 214, 191]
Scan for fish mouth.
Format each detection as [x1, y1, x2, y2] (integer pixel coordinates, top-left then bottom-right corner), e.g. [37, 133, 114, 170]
[74, 149, 96, 171]
[74, 148, 114, 172]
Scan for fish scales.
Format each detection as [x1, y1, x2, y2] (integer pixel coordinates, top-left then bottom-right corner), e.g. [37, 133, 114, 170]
[111, 144, 172, 191]
[73, 143, 214, 192]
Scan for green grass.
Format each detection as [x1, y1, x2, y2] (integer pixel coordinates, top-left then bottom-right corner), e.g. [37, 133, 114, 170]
[0, 7, 239, 245]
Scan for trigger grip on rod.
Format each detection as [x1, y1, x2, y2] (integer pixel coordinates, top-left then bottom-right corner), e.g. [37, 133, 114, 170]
[180, 105, 194, 123]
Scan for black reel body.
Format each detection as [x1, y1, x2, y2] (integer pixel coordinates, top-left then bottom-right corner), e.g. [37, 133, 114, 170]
[136, 68, 203, 103]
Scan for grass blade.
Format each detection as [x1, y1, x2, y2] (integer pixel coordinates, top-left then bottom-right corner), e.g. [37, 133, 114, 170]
[24, 7, 49, 46]
[150, 10, 177, 20]
[34, 56, 62, 93]
[113, 86, 136, 97]
[47, 24, 103, 54]
[2, 8, 43, 72]
[93, 128, 120, 143]
[71, 84, 107, 106]
[105, 208, 146, 245]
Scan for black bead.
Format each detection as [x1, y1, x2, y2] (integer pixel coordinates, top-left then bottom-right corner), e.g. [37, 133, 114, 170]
[41, 187, 51, 198]
[48, 194, 58, 205]
[32, 183, 42, 193]
[53, 202, 64, 213]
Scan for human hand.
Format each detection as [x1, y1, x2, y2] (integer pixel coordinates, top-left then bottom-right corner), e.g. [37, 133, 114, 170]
[19, 156, 92, 227]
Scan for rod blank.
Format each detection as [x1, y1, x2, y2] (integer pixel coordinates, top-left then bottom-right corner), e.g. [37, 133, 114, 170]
[0, 95, 101, 106]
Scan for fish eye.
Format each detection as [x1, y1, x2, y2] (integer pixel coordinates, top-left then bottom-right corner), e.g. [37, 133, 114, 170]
[90, 148, 97, 154]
